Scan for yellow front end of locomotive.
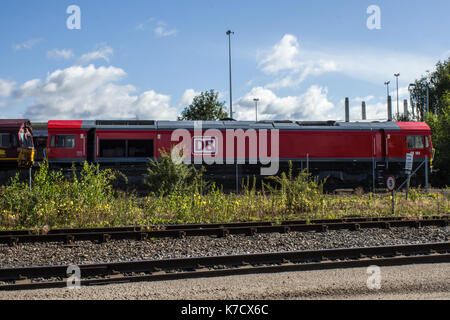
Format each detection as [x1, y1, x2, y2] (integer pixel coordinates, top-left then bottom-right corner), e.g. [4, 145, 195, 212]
[17, 148, 35, 169]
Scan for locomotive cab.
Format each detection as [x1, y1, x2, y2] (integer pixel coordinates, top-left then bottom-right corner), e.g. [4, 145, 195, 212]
[0, 119, 35, 169]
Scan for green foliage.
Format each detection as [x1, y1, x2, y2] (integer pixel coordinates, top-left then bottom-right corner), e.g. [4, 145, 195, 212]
[410, 57, 449, 120]
[409, 57, 450, 186]
[1, 161, 448, 230]
[145, 150, 207, 196]
[426, 101, 450, 186]
[0, 161, 117, 229]
[178, 90, 228, 120]
[264, 161, 326, 215]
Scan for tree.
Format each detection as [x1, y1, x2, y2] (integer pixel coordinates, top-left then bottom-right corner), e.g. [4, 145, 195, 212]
[426, 94, 450, 186]
[409, 58, 450, 120]
[178, 90, 228, 121]
[410, 57, 450, 186]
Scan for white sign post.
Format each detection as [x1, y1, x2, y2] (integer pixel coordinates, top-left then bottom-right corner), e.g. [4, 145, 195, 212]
[386, 175, 396, 214]
[405, 152, 414, 200]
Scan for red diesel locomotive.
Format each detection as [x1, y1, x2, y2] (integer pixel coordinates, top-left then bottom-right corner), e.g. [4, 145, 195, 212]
[44, 120, 433, 190]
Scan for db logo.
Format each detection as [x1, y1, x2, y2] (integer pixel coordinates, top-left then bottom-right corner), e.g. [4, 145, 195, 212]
[193, 137, 216, 155]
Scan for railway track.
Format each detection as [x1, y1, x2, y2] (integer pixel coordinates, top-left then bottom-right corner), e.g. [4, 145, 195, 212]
[0, 242, 448, 291]
[1, 216, 448, 245]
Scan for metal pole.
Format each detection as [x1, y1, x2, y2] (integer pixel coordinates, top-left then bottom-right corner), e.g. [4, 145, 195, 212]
[392, 190, 395, 215]
[254, 98, 259, 122]
[29, 167, 32, 191]
[372, 158, 375, 192]
[394, 73, 400, 119]
[425, 155, 429, 194]
[236, 163, 239, 194]
[306, 153, 309, 174]
[226, 30, 234, 119]
[406, 171, 411, 200]
[384, 81, 390, 100]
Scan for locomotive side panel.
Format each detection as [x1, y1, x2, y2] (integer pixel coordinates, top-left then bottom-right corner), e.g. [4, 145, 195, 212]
[278, 130, 376, 160]
[95, 130, 156, 163]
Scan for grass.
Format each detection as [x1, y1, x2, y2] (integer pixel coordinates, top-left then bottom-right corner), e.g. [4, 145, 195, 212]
[0, 161, 448, 231]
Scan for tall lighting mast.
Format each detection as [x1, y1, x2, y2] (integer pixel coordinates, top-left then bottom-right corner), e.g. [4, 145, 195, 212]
[394, 73, 400, 119]
[226, 30, 234, 119]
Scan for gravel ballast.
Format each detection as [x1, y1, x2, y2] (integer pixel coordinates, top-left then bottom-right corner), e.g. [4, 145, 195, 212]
[0, 226, 449, 268]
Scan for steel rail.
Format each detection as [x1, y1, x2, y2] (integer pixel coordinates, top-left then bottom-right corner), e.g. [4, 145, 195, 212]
[0, 217, 448, 245]
[1, 215, 446, 237]
[0, 242, 448, 291]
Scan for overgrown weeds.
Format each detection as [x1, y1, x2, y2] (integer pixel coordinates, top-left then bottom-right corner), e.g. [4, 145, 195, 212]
[0, 159, 448, 230]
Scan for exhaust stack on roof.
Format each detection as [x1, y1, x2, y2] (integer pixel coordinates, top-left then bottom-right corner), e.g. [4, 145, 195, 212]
[345, 97, 349, 122]
[362, 101, 366, 120]
[387, 96, 393, 121]
[403, 99, 408, 119]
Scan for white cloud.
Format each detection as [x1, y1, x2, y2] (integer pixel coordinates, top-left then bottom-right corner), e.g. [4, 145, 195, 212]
[0, 79, 16, 98]
[258, 34, 338, 88]
[47, 49, 74, 60]
[135, 17, 155, 31]
[176, 89, 200, 107]
[331, 51, 436, 86]
[77, 45, 113, 65]
[13, 64, 177, 121]
[12, 38, 43, 51]
[0, 101, 6, 108]
[259, 34, 302, 74]
[154, 21, 177, 37]
[234, 85, 334, 121]
[256, 34, 440, 89]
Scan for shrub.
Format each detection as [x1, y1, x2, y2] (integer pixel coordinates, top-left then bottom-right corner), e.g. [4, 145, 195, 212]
[264, 161, 326, 214]
[145, 149, 207, 196]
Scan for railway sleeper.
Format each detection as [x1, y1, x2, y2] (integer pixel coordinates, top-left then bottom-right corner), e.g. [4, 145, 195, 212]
[99, 234, 111, 243]
[64, 235, 75, 245]
[14, 275, 31, 285]
[8, 237, 18, 247]
[108, 271, 124, 279]
[216, 228, 229, 238]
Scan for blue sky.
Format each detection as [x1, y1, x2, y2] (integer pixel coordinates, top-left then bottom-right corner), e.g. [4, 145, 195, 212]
[0, 0, 449, 121]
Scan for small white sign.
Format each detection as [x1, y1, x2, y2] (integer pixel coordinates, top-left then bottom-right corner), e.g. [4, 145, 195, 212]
[405, 152, 414, 171]
[193, 137, 216, 155]
[386, 176, 396, 191]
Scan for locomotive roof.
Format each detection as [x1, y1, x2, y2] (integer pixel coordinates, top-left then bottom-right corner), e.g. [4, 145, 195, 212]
[46, 120, 430, 132]
[0, 119, 32, 130]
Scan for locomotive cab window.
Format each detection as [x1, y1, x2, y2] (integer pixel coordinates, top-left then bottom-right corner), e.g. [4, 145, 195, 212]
[51, 135, 76, 148]
[0, 133, 10, 148]
[407, 136, 424, 149]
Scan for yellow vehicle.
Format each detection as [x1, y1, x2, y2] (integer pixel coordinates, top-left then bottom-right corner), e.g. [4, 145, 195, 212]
[0, 119, 35, 169]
